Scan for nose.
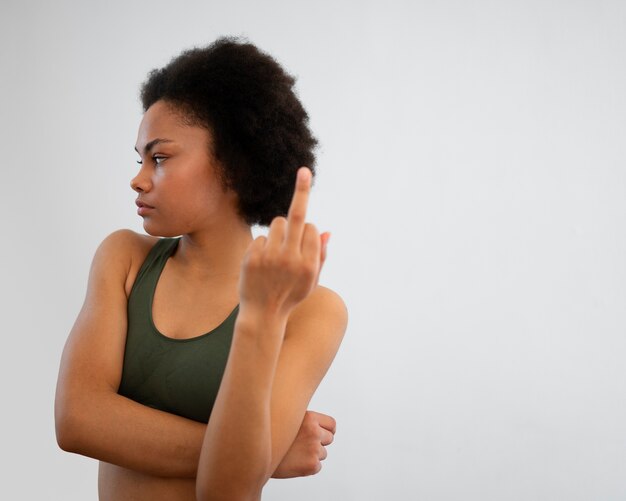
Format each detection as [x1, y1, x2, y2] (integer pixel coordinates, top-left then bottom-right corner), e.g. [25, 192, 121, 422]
[130, 165, 152, 193]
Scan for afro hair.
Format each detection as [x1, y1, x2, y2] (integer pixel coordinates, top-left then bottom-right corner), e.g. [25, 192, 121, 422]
[140, 36, 318, 227]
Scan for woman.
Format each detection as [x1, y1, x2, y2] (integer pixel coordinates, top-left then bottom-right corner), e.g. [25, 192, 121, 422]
[55, 37, 348, 500]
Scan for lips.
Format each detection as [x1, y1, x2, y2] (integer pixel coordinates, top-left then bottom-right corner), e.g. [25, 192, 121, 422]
[136, 199, 155, 216]
[136, 200, 155, 209]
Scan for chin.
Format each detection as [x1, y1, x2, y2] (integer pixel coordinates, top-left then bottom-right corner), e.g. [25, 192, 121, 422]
[142, 221, 182, 238]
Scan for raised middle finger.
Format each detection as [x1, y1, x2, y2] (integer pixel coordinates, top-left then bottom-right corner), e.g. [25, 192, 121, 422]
[284, 166, 311, 249]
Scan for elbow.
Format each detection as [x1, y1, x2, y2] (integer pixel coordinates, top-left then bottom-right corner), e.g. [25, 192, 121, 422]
[54, 406, 74, 452]
[54, 398, 82, 453]
[55, 414, 76, 452]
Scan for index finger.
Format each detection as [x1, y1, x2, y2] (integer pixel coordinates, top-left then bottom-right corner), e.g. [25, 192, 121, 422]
[317, 413, 337, 435]
[285, 166, 311, 248]
[308, 410, 336, 434]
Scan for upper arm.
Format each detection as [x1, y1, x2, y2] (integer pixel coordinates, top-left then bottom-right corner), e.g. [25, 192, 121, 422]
[267, 285, 348, 474]
[54, 229, 136, 447]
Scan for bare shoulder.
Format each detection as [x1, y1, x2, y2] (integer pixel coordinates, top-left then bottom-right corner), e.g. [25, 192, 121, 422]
[309, 285, 348, 322]
[94, 229, 160, 297]
[285, 285, 349, 344]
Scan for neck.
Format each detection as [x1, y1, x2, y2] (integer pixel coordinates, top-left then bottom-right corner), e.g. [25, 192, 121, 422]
[173, 217, 254, 281]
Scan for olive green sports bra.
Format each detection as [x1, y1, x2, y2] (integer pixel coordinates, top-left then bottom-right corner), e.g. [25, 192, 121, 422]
[117, 237, 240, 423]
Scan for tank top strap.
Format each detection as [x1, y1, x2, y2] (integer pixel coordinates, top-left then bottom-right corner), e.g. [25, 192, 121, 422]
[128, 237, 180, 318]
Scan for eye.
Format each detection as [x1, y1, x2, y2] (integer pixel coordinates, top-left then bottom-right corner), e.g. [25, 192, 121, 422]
[135, 156, 166, 165]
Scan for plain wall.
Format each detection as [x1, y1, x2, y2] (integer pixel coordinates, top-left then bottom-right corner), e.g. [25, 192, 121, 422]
[1, 0, 625, 499]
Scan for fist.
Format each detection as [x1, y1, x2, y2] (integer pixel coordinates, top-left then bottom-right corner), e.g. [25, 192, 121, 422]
[272, 410, 337, 478]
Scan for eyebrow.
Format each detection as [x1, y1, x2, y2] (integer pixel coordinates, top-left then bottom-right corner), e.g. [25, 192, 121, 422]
[134, 138, 174, 154]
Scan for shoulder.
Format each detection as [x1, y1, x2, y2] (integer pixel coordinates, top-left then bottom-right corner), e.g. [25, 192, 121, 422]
[309, 285, 348, 324]
[92, 229, 161, 297]
[93, 229, 159, 266]
[285, 285, 349, 345]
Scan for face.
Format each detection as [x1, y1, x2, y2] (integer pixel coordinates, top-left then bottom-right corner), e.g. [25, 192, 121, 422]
[131, 100, 239, 236]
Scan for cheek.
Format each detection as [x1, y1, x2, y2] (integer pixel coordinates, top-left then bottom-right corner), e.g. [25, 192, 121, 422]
[180, 180, 219, 211]
[167, 165, 222, 210]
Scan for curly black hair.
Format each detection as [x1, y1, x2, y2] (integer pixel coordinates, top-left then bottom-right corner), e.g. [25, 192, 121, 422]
[139, 36, 318, 227]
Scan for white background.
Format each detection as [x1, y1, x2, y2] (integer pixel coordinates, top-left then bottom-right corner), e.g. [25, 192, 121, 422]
[1, 0, 625, 500]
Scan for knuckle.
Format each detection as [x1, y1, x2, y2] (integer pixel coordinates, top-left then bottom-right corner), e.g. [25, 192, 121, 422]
[271, 216, 287, 227]
[304, 423, 319, 439]
[261, 253, 280, 269]
[312, 461, 323, 475]
[246, 255, 262, 271]
[251, 236, 266, 250]
[244, 246, 263, 267]
[302, 262, 317, 278]
[289, 210, 305, 223]
[328, 416, 337, 431]
[276, 254, 294, 270]
[303, 412, 317, 428]
[325, 431, 335, 445]
[306, 458, 322, 475]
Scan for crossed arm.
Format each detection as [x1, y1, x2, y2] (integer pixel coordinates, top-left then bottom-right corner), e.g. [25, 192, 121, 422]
[194, 167, 347, 500]
[195, 288, 346, 499]
[55, 243, 346, 489]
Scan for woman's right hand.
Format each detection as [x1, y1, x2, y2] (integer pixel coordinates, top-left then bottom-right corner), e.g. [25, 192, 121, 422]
[237, 167, 329, 320]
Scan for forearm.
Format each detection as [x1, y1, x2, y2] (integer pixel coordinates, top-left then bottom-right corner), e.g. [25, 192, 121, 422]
[60, 391, 205, 478]
[196, 307, 287, 501]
